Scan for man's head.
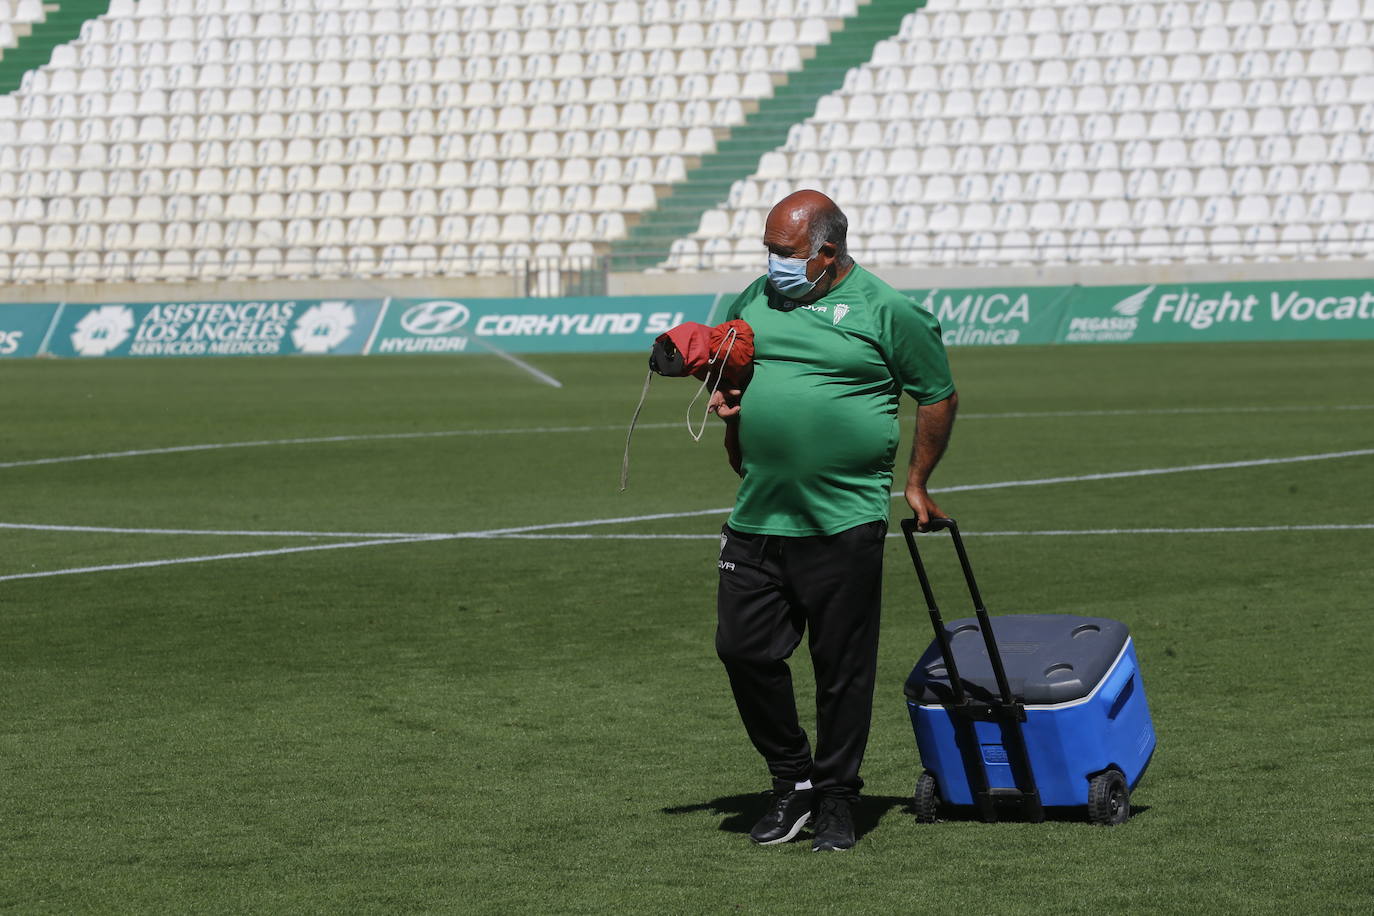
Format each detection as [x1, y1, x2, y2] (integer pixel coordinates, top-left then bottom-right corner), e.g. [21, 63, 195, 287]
[762, 190, 854, 303]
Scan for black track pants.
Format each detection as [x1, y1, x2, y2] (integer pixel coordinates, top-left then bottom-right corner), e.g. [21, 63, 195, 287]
[715, 519, 886, 801]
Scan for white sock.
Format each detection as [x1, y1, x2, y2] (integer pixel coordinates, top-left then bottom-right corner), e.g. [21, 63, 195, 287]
[794, 779, 813, 791]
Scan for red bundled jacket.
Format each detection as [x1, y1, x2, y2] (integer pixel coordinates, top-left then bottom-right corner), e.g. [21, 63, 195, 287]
[649, 318, 754, 388]
[620, 319, 754, 490]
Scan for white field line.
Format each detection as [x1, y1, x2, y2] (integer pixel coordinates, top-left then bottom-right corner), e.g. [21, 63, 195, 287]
[486, 524, 1374, 540]
[926, 447, 1374, 495]
[4, 447, 1372, 542]
[0, 536, 443, 583]
[0, 423, 679, 470]
[0, 522, 421, 538]
[0, 509, 739, 540]
[960, 404, 1374, 420]
[7, 522, 1372, 583]
[3, 404, 1371, 472]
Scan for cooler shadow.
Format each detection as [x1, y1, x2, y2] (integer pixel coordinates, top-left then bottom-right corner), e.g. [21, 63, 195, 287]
[661, 793, 915, 840]
[921, 803, 1153, 824]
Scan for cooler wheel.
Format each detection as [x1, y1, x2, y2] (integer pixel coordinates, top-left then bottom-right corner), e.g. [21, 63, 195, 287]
[1087, 769, 1130, 826]
[913, 770, 942, 823]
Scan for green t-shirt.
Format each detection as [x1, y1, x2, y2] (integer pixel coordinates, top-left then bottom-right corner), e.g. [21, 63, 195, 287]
[722, 265, 955, 537]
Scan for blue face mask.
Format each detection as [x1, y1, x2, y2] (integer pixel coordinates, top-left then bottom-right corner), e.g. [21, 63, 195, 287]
[767, 252, 817, 300]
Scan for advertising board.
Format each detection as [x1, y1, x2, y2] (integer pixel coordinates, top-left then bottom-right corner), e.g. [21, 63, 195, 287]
[1060, 280, 1374, 344]
[45, 299, 384, 358]
[365, 295, 715, 355]
[904, 286, 1074, 346]
[0, 303, 59, 358]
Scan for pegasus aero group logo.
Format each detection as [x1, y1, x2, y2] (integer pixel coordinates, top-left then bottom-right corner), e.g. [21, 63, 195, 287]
[401, 300, 471, 335]
[291, 301, 356, 353]
[1111, 285, 1155, 317]
[71, 305, 135, 356]
[832, 303, 850, 325]
[1065, 285, 1153, 343]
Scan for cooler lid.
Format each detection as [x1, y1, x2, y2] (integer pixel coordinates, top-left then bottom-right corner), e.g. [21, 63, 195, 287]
[905, 614, 1130, 705]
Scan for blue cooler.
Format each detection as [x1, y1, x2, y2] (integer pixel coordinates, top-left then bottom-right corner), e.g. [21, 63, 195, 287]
[899, 519, 1156, 825]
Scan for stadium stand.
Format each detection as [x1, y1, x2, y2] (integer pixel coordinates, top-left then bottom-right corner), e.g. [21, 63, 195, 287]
[666, 0, 1374, 270]
[0, 1, 106, 93]
[0, 2, 49, 64]
[0, 0, 875, 290]
[0, 0, 1369, 293]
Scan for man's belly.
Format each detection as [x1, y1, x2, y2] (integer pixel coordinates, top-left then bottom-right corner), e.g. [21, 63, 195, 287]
[737, 364, 899, 481]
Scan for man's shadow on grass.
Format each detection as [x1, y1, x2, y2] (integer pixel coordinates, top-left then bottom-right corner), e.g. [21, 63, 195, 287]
[661, 793, 913, 840]
[662, 794, 1153, 836]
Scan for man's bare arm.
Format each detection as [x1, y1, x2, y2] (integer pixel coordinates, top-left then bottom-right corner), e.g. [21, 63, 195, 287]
[709, 388, 745, 477]
[904, 391, 958, 529]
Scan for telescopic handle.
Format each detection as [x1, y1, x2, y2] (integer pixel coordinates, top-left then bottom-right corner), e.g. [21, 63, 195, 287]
[900, 516, 983, 607]
[900, 515, 1016, 708]
[900, 515, 966, 703]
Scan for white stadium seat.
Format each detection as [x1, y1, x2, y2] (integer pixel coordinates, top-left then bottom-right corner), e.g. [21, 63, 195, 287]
[0, 0, 1371, 281]
[655, 0, 1374, 269]
[0, 0, 852, 284]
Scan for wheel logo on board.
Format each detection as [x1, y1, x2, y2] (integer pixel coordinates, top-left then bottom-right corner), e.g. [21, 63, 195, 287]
[401, 301, 471, 335]
[70, 305, 135, 356]
[291, 301, 357, 354]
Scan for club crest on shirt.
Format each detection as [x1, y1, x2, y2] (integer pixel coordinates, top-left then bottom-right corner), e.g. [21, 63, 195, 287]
[797, 303, 849, 325]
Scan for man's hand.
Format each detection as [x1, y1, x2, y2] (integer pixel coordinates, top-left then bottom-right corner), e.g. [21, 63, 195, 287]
[905, 484, 947, 531]
[708, 388, 743, 423]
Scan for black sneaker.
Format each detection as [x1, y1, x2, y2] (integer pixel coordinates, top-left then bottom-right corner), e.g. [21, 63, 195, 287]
[749, 788, 814, 845]
[811, 796, 856, 852]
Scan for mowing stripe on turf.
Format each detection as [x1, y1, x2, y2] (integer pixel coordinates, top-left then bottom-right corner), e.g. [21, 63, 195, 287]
[4, 447, 1372, 543]
[3, 404, 1371, 471]
[4, 447, 1371, 581]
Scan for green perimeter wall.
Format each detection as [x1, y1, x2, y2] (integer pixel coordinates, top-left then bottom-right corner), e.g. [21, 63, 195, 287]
[3, 278, 1373, 359]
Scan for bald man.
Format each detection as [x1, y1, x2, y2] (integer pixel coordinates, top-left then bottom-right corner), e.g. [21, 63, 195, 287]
[708, 190, 958, 851]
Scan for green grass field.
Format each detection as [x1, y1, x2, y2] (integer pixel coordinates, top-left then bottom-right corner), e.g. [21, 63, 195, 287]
[2, 342, 1372, 913]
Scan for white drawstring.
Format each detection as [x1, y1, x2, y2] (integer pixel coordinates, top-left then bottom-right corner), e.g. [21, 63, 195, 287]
[622, 326, 740, 490]
[619, 368, 654, 492]
[686, 326, 738, 442]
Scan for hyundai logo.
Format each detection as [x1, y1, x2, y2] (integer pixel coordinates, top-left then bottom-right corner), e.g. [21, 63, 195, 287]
[400, 301, 471, 335]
